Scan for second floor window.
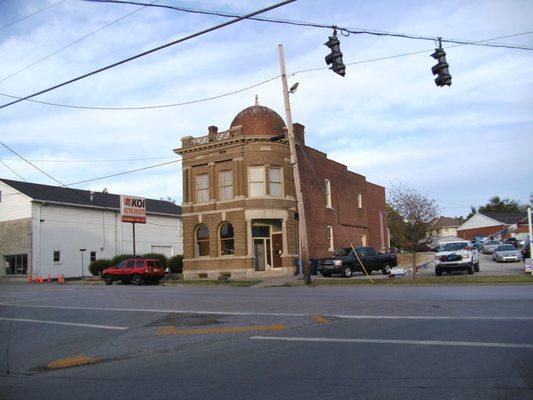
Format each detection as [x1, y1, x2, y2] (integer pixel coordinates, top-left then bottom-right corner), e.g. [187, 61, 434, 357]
[269, 167, 282, 196]
[219, 170, 233, 200]
[196, 174, 209, 203]
[325, 179, 332, 208]
[357, 193, 363, 208]
[248, 166, 265, 197]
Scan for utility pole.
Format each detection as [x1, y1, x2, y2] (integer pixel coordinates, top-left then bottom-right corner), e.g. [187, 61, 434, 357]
[278, 44, 311, 285]
[527, 207, 533, 258]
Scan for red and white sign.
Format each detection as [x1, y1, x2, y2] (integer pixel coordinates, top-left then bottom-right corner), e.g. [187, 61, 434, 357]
[120, 195, 146, 223]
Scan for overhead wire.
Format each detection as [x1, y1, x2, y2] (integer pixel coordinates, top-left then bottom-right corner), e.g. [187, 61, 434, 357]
[2, 156, 177, 163]
[0, 0, 68, 31]
[0, 31, 530, 110]
[0, 159, 26, 181]
[0, 0, 296, 110]
[83, 0, 533, 50]
[0, 0, 160, 83]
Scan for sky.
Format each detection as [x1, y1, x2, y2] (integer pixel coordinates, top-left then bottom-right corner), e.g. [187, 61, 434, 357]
[0, 0, 532, 217]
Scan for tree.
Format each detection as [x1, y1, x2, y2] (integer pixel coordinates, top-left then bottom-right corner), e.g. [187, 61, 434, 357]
[467, 196, 527, 219]
[387, 203, 406, 249]
[160, 196, 177, 204]
[389, 183, 439, 275]
[478, 195, 526, 214]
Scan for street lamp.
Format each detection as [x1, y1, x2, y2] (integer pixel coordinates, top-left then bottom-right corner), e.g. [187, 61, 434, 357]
[79, 248, 86, 280]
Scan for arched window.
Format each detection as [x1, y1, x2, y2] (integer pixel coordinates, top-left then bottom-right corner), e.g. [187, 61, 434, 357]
[325, 179, 332, 208]
[195, 224, 209, 257]
[219, 222, 234, 256]
[327, 225, 334, 251]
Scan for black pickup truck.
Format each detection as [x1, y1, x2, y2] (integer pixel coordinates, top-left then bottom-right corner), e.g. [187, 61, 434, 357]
[318, 247, 398, 278]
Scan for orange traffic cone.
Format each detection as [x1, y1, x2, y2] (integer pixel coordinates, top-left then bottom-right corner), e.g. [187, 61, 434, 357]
[58, 274, 64, 284]
[27, 274, 33, 283]
[47, 274, 51, 283]
[37, 276, 43, 283]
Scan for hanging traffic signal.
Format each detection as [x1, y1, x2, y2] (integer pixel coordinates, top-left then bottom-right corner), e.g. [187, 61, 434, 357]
[430, 45, 451, 87]
[324, 31, 346, 77]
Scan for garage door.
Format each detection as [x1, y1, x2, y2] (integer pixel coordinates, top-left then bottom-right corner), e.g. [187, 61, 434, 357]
[151, 246, 173, 257]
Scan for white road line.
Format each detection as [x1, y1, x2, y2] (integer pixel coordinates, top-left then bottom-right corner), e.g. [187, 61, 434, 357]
[0, 302, 532, 321]
[250, 336, 533, 349]
[0, 317, 128, 330]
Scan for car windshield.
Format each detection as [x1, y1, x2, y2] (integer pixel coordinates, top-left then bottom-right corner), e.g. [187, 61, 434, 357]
[335, 248, 352, 256]
[496, 245, 516, 251]
[440, 242, 468, 251]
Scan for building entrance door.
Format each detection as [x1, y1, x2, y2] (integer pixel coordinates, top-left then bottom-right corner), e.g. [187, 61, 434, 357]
[254, 239, 270, 271]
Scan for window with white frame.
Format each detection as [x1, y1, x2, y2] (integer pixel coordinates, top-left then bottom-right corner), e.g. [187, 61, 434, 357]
[53, 251, 61, 263]
[327, 225, 334, 251]
[269, 166, 282, 196]
[196, 174, 209, 203]
[361, 233, 367, 247]
[248, 166, 265, 197]
[219, 170, 233, 200]
[325, 179, 332, 208]
[357, 193, 363, 208]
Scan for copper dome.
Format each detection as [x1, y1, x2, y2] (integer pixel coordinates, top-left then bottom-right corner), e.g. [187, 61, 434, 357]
[230, 105, 286, 137]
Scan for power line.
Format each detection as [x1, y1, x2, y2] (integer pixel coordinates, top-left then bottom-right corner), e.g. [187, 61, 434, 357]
[0, 159, 26, 181]
[0, 0, 68, 31]
[2, 156, 177, 163]
[66, 159, 181, 186]
[1, 30, 529, 111]
[84, 0, 533, 51]
[0, 75, 280, 110]
[0, 141, 66, 186]
[0, 0, 296, 110]
[0, 0, 159, 83]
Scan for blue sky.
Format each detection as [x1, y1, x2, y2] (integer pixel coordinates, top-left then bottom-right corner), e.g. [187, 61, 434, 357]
[1, 0, 532, 217]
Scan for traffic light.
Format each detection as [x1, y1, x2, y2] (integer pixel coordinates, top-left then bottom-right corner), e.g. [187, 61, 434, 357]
[324, 34, 346, 77]
[430, 47, 451, 87]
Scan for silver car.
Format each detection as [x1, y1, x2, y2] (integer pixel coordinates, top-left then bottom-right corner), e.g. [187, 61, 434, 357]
[492, 244, 522, 262]
[482, 240, 502, 254]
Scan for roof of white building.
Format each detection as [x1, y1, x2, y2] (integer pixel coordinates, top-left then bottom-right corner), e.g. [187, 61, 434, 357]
[1, 178, 181, 216]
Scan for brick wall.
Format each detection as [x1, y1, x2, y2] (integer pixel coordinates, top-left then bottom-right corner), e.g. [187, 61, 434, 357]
[457, 225, 504, 240]
[0, 218, 32, 276]
[297, 143, 388, 258]
[366, 182, 388, 251]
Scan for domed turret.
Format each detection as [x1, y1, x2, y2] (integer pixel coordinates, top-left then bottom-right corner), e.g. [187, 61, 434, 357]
[230, 97, 286, 137]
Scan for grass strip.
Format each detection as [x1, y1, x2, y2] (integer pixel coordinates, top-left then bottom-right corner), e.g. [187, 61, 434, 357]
[314, 275, 533, 286]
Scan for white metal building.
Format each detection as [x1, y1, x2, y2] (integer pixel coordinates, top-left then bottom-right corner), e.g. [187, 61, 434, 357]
[0, 178, 182, 279]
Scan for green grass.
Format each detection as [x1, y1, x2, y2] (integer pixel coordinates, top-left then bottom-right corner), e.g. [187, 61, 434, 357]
[313, 274, 533, 286]
[164, 279, 262, 287]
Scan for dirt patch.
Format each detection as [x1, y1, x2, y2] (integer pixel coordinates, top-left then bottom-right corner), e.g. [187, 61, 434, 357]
[146, 313, 224, 327]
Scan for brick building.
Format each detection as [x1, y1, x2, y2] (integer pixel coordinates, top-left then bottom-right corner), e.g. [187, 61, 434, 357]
[174, 101, 388, 279]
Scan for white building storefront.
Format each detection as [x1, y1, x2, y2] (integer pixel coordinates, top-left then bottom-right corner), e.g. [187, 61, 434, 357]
[0, 178, 182, 279]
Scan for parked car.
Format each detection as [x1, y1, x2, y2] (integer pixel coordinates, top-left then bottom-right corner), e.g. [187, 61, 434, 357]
[472, 235, 487, 243]
[318, 246, 397, 278]
[102, 258, 165, 285]
[504, 237, 520, 247]
[482, 240, 502, 254]
[492, 244, 521, 263]
[472, 241, 484, 251]
[434, 240, 478, 276]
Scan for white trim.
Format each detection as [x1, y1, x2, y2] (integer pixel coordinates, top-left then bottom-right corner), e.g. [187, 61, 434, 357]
[0, 317, 128, 330]
[249, 336, 533, 349]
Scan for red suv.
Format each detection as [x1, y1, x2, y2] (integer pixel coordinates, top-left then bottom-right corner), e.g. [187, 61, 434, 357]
[102, 258, 165, 285]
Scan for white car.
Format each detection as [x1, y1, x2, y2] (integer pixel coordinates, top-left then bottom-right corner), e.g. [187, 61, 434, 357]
[434, 240, 479, 276]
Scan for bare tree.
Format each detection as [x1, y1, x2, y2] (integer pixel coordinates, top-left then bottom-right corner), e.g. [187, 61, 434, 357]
[389, 183, 439, 275]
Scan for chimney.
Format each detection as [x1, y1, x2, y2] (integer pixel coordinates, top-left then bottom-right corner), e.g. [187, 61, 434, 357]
[293, 123, 305, 145]
[208, 125, 218, 141]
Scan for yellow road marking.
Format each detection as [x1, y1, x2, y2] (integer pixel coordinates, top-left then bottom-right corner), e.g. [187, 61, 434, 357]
[47, 354, 100, 370]
[310, 315, 330, 324]
[156, 324, 287, 336]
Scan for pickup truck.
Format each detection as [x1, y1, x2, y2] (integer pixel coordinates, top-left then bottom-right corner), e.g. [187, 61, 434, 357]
[318, 247, 398, 278]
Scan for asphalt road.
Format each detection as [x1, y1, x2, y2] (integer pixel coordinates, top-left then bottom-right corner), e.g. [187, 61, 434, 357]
[0, 282, 532, 400]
